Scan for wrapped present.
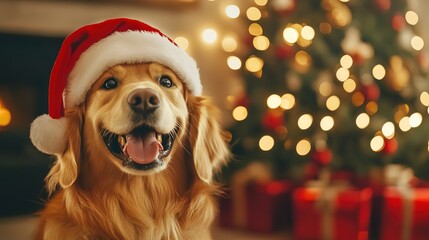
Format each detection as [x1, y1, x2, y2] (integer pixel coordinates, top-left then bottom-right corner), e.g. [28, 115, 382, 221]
[292, 172, 372, 240]
[379, 187, 429, 240]
[218, 162, 292, 233]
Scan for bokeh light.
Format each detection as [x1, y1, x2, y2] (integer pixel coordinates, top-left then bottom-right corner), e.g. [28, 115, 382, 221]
[259, 135, 275, 151]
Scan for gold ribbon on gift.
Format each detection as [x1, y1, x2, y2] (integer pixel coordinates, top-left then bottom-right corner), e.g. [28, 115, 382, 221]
[231, 162, 272, 228]
[306, 168, 350, 240]
[394, 167, 415, 240]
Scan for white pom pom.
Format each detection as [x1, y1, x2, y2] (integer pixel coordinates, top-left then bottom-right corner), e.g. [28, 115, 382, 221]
[30, 114, 68, 155]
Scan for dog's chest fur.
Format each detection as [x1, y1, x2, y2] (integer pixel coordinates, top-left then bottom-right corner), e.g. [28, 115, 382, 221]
[39, 176, 216, 240]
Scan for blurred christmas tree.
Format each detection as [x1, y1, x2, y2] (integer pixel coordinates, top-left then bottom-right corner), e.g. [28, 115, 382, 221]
[225, 0, 429, 182]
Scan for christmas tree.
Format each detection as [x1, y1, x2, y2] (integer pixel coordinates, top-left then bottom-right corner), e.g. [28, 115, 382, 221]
[225, 0, 429, 182]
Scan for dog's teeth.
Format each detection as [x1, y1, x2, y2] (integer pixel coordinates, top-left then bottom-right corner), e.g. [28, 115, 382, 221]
[118, 135, 126, 147]
[156, 134, 162, 143]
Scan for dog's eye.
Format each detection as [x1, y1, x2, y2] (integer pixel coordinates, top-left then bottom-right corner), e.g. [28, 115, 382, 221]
[102, 77, 118, 90]
[159, 76, 174, 88]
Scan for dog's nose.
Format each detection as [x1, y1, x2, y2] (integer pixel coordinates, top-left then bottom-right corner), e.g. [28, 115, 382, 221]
[127, 88, 160, 114]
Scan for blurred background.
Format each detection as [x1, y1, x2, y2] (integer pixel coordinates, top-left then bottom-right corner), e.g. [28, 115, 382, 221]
[1, 0, 429, 239]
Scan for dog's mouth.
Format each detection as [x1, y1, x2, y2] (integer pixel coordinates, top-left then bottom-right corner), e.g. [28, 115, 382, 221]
[101, 125, 177, 171]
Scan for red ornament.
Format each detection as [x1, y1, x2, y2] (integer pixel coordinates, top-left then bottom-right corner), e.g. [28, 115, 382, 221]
[261, 110, 284, 132]
[382, 137, 398, 155]
[234, 93, 250, 108]
[311, 148, 333, 166]
[275, 44, 295, 60]
[374, 0, 390, 11]
[392, 13, 406, 32]
[360, 83, 380, 102]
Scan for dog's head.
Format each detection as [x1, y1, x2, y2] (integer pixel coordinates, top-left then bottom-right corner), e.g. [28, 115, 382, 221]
[46, 62, 229, 190]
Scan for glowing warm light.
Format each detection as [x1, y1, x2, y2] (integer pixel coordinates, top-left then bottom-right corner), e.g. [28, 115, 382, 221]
[343, 78, 356, 93]
[382, 122, 395, 139]
[319, 82, 332, 97]
[370, 135, 385, 152]
[0, 103, 11, 127]
[336, 67, 350, 82]
[326, 95, 340, 111]
[254, 0, 268, 6]
[283, 27, 299, 44]
[340, 55, 353, 69]
[405, 11, 419, 25]
[225, 5, 240, 19]
[259, 135, 275, 151]
[174, 36, 189, 50]
[301, 25, 315, 40]
[372, 64, 386, 80]
[232, 106, 248, 121]
[298, 114, 313, 130]
[296, 139, 311, 156]
[222, 36, 238, 52]
[366, 101, 378, 115]
[227, 56, 242, 70]
[411, 36, 424, 51]
[399, 117, 412, 132]
[320, 116, 334, 131]
[202, 28, 217, 44]
[280, 93, 295, 110]
[245, 56, 264, 72]
[420, 91, 429, 107]
[409, 112, 423, 128]
[352, 92, 365, 107]
[295, 51, 312, 67]
[249, 23, 263, 36]
[247, 7, 262, 21]
[356, 113, 370, 129]
[394, 104, 410, 123]
[253, 35, 270, 51]
[267, 94, 282, 109]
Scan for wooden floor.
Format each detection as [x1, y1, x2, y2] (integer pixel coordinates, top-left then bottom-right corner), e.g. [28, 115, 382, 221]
[0, 215, 288, 240]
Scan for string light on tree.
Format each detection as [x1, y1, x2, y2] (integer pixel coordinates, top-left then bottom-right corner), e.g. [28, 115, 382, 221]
[225, 5, 240, 19]
[298, 114, 313, 130]
[267, 94, 282, 109]
[227, 56, 242, 70]
[356, 113, 370, 129]
[174, 36, 189, 50]
[259, 135, 275, 151]
[222, 36, 238, 52]
[202, 28, 217, 44]
[247, 7, 262, 21]
[296, 139, 312, 156]
[405, 11, 419, 25]
[370, 135, 385, 152]
[320, 116, 334, 131]
[232, 106, 248, 121]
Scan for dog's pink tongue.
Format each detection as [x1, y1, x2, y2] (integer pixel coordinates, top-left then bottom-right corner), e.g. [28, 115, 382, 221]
[122, 131, 163, 164]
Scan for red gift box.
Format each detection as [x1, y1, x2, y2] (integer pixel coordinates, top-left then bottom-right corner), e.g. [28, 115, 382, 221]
[292, 187, 372, 240]
[380, 187, 429, 240]
[218, 180, 292, 233]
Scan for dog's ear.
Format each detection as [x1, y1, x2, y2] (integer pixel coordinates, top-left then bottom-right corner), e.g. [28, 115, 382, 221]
[46, 107, 83, 193]
[187, 96, 230, 184]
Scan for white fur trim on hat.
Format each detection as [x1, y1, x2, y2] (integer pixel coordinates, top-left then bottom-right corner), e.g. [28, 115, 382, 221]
[30, 114, 68, 154]
[65, 30, 202, 109]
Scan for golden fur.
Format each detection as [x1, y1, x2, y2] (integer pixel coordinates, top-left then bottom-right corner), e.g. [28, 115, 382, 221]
[36, 63, 230, 239]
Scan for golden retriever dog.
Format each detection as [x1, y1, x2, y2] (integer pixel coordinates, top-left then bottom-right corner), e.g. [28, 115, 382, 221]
[35, 62, 230, 239]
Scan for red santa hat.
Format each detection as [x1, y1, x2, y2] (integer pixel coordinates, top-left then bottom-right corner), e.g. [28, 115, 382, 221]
[30, 18, 202, 155]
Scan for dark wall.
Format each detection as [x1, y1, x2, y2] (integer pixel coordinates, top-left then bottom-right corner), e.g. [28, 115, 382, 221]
[0, 32, 63, 216]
